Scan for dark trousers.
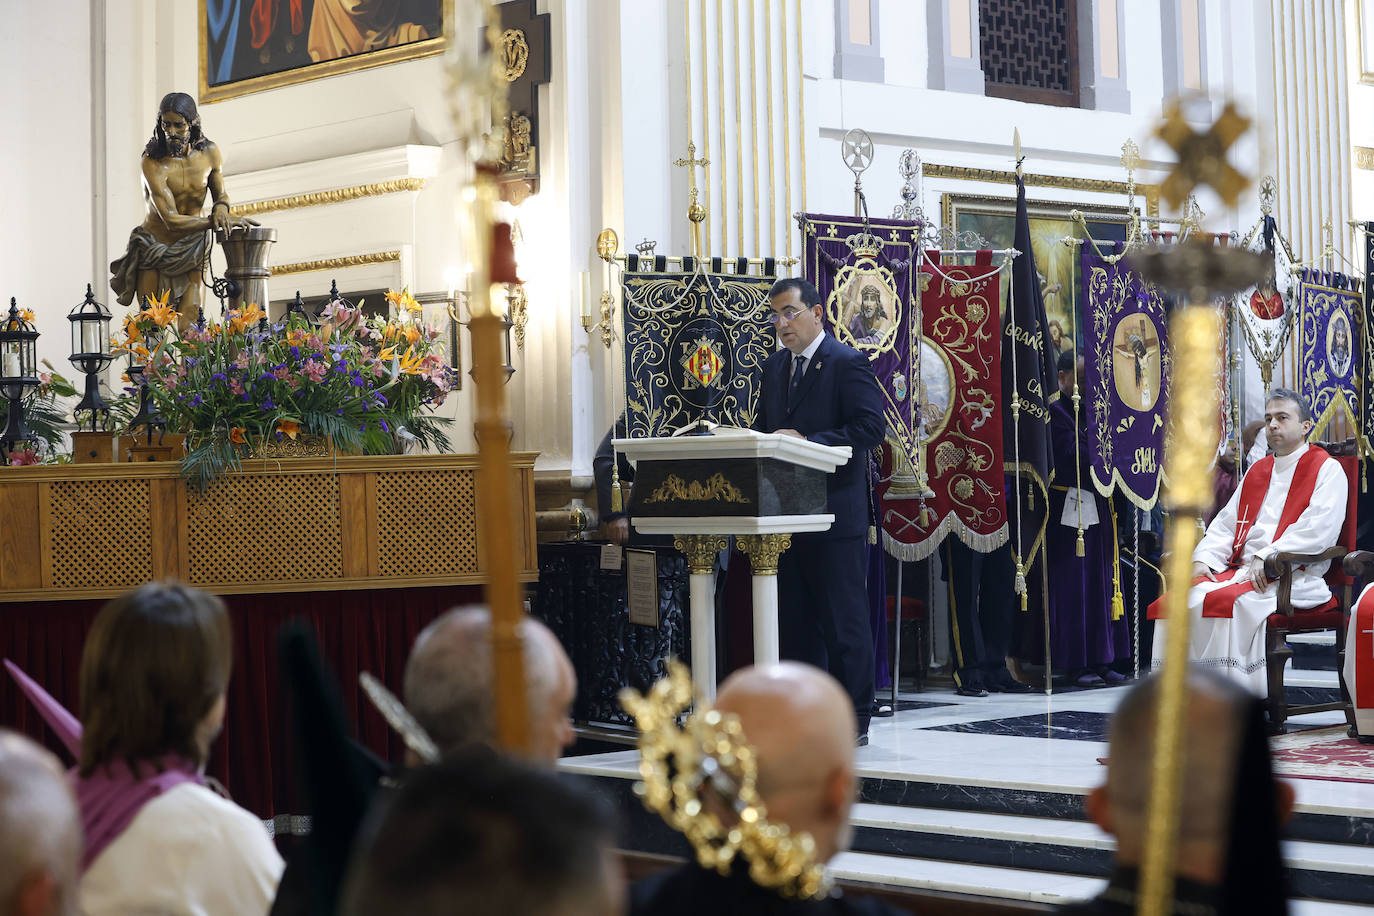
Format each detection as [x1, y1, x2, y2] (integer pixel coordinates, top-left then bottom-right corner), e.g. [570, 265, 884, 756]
[944, 540, 1016, 688]
[778, 535, 873, 734]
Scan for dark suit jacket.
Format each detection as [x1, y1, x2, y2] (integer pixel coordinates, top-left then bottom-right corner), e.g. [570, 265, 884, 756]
[756, 334, 886, 540]
[631, 862, 911, 916]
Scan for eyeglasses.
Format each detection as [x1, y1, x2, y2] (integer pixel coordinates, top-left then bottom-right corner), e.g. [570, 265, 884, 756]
[766, 307, 810, 325]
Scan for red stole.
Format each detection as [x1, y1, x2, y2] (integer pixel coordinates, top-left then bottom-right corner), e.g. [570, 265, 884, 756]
[1148, 446, 1329, 620]
[1350, 588, 1374, 711]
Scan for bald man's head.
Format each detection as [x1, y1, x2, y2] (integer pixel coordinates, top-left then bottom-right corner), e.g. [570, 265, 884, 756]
[403, 608, 577, 765]
[714, 662, 857, 863]
[0, 731, 81, 916]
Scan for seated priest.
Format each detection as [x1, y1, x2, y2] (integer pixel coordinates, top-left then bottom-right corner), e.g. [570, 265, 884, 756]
[1150, 389, 1346, 696]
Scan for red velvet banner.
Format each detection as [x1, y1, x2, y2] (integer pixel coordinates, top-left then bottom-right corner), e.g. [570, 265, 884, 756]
[877, 256, 1008, 560]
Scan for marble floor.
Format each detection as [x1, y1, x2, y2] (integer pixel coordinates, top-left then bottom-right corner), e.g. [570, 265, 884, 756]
[562, 667, 1374, 913]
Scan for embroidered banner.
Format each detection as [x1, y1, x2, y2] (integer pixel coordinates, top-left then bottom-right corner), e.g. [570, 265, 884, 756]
[1364, 223, 1374, 449]
[620, 258, 775, 437]
[800, 213, 1007, 559]
[1297, 268, 1363, 446]
[800, 214, 922, 490]
[878, 259, 1007, 559]
[1081, 243, 1171, 509]
[1234, 216, 1296, 392]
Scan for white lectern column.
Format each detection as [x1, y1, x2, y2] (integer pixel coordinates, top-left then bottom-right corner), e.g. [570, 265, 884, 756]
[674, 534, 729, 700]
[736, 533, 792, 666]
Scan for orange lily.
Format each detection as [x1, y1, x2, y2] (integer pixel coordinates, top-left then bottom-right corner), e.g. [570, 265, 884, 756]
[382, 322, 398, 341]
[398, 346, 422, 375]
[286, 329, 307, 346]
[385, 288, 422, 314]
[403, 325, 422, 345]
[17, 308, 35, 323]
[379, 345, 398, 361]
[229, 426, 246, 444]
[276, 419, 300, 440]
[146, 300, 180, 328]
[228, 303, 266, 334]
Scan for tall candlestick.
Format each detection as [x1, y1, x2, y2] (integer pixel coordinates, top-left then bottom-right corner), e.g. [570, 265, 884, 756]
[580, 271, 592, 321]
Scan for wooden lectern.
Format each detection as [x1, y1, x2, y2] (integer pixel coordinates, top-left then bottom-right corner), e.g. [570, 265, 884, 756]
[613, 428, 851, 700]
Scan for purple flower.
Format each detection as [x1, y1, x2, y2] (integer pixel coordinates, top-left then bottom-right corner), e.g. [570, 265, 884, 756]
[289, 346, 301, 359]
[380, 420, 389, 432]
[261, 397, 276, 410]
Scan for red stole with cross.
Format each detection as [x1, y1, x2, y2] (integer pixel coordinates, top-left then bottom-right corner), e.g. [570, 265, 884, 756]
[1148, 446, 1329, 620]
[1349, 588, 1374, 715]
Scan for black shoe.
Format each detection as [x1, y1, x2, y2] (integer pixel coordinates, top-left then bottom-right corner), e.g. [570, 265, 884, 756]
[871, 701, 896, 717]
[955, 672, 988, 697]
[856, 733, 870, 747]
[955, 682, 989, 698]
[988, 670, 1032, 693]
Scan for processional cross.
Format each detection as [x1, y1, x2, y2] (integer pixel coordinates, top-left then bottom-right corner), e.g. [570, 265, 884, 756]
[674, 142, 711, 258]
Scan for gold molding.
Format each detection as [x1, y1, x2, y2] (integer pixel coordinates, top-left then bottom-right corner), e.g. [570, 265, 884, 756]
[923, 163, 1161, 217]
[735, 533, 792, 576]
[1357, 146, 1374, 171]
[199, 0, 455, 104]
[234, 179, 426, 217]
[270, 251, 401, 277]
[674, 534, 731, 574]
[940, 192, 1135, 243]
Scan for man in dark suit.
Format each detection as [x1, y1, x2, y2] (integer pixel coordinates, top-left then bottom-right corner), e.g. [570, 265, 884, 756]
[756, 278, 886, 743]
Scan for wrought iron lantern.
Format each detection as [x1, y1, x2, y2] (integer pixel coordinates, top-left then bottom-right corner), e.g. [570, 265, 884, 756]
[284, 290, 314, 326]
[68, 284, 113, 431]
[125, 295, 165, 444]
[0, 297, 40, 455]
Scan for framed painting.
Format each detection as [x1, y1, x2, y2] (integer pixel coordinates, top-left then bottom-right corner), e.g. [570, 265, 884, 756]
[941, 192, 1134, 354]
[200, 0, 453, 103]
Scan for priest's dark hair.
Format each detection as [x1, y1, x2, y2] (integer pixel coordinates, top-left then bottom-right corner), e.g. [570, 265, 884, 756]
[767, 277, 822, 309]
[143, 91, 211, 159]
[78, 581, 232, 776]
[339, 747, 619, 916]
[1264, 387, 1311, 422]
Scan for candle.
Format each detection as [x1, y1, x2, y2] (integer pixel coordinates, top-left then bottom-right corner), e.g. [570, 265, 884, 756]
[82, 322, 103, 354]
[580, 271, 592, 321]
[2, 348, 19, 378]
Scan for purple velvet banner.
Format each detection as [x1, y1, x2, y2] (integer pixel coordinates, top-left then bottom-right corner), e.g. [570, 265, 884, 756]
[1081, 243, 1170, 510]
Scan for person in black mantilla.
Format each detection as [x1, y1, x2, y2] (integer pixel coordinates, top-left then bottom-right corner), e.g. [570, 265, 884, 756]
[630, 662, 909, 915]
[1066, 667, 1292, 916]
[755, 278, 887, 743]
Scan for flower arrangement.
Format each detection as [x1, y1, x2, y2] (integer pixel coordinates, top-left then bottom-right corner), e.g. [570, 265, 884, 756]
[115, 289, 457, 490]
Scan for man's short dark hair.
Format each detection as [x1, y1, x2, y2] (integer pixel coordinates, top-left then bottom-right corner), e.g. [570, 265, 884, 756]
[1057, 349, 1077, 374]
[767, 277, 822, 309]
[1265, 387, 1311, 422]
[340, 748, 616, 916]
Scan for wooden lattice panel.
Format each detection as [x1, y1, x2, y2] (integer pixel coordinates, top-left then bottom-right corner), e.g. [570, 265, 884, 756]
[375, 470, 479, 578]
[979, 0, 1077, 101]
[48, 480, 152, 589]
[186, 475, 342, 584]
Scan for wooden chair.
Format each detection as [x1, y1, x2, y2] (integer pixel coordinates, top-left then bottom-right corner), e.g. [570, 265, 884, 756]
[1261, 442, 1359, 734]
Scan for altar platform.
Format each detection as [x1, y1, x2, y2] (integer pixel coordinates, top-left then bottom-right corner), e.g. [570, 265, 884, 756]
[561, 666, 1374, 914]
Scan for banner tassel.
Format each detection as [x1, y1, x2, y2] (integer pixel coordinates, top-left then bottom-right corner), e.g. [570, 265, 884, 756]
[611, 463, 623, 513]
[1362, 457, 1367, 494]
[1076, 528, 1085, 557]
[1111, 586, 1125, 622]
[1015, 561, 1028, 611]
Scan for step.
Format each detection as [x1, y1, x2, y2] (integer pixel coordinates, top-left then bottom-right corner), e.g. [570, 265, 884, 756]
[847, 802, 1374, 904]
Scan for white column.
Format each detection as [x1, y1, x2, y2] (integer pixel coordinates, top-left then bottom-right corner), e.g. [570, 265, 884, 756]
[751, 572, 780, 664]
[689, 569, 718, 701]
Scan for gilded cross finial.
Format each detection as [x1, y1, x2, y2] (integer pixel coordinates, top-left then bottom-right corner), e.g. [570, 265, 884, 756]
[674, 142, 711, 255]
[1155, 100, 1252, 209]
[1121, 138, 1141, 211]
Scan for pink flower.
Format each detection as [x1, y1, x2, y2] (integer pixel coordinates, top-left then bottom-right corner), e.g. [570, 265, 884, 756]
[301, 360, 328, 383]
[273, 365, 291, 381]
[305, 333, 324, 352]
[234, 351, 250, 370]
[229, 377, 245, 395]
[8, 448, 39, 466]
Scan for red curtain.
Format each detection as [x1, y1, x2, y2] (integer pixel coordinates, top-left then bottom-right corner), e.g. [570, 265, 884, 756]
[0, 585, 480, 819]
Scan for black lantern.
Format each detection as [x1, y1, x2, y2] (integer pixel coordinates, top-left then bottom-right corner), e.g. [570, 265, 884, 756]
[125, 296, 165, 445]
[0, 297, 40, 455]
[284, 290, 319, 328]
[68, 284, 113, 431]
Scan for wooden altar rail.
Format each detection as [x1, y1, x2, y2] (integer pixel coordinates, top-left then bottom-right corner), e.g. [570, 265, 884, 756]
[0, 453, 539, 602]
